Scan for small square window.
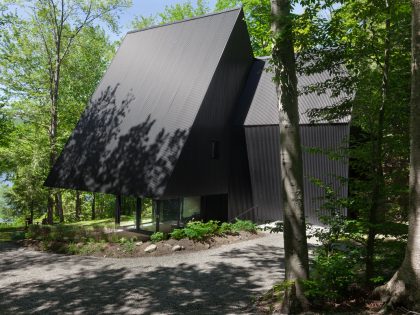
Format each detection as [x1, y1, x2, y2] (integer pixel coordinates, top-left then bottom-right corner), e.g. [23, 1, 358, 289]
[211, 141, 220, 160]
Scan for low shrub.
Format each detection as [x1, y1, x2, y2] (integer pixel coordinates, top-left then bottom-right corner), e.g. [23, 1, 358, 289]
[11, 231, 26, 240]
[26, 224, 103, 243]
[231, 219, 257, 233]
[304, 249, 359, 303]
[170, 228, 186, 240]
[183, 220, 220, 240]
[218, 222, 233, 234]
[150, 232, 165, 242]
[66, 241, 106, 255]
[119, 238, 136, 253]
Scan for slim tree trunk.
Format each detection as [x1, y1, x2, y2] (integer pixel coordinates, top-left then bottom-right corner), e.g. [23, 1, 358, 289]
[30, 200, 34, 225]
[55, 192, 64, 223]
[374, 0, 420, 310]
[271, 0, 310, 312]
[91, 193, 96, 220]
[47, 194, 54, 224]
[75, 191, 81, 221]
[366, 0, 392, 285]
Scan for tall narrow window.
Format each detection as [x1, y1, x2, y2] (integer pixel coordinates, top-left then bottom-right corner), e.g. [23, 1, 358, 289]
[211, 140, 220, 160]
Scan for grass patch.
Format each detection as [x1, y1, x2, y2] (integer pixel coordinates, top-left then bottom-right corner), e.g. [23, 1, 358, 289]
[0, 225, 25, 242]
[65, 215, 135, 228]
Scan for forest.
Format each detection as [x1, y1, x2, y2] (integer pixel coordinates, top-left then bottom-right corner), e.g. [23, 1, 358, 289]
[0, 0, 419, 314]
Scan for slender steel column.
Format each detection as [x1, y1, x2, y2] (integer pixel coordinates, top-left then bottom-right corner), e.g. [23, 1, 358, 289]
[115, 195, 122, 225]
[136, 197, 142, 231]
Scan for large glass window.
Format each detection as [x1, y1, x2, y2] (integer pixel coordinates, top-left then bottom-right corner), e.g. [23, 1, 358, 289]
[141, 197, 202, 233]
[158, 199, 181, 222]
[182, 197, 201, 222]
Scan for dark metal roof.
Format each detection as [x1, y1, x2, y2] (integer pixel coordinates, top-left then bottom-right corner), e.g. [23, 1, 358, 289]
[45, 8, 244, 197]
[243, 58, 351, 126]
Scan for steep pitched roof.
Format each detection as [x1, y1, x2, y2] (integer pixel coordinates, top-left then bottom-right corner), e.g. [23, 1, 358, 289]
[243, 58, 351, 126]
[45, 8, 245, 197]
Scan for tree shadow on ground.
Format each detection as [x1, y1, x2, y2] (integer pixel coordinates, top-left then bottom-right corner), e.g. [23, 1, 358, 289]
[0, 243, 285, 314]
[0, 246, 97, 274]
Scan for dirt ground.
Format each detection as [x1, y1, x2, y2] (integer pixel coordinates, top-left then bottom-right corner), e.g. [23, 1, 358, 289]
[105, 231, 262, 258]
[24, 231, 263, 258]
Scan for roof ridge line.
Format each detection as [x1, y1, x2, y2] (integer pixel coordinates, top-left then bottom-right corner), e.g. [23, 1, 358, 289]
[127, 7, 242, 35]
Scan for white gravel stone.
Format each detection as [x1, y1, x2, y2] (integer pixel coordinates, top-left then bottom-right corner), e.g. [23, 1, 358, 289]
[171, 245, 182, 251]
[144, 244, 157, 253]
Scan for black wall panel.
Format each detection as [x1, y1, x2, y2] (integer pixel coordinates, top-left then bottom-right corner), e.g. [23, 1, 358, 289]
[245, 124, 349, 224]
[164, 10, 254, 197]
[45, 9, 245, 197]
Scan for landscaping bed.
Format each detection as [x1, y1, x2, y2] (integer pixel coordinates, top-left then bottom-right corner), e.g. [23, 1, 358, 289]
[25, 230, 261, 258]
[17, 219, 262, 258]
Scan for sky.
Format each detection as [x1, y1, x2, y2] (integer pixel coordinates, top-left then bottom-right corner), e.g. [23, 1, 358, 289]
[113, 0, 218, 38]
[112, 1, 303, 39]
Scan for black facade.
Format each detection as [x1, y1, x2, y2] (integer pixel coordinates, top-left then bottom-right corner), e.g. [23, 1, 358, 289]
[45, 9, 351, 226]
[164, 9, 254, 197]
[244, 124, 349, 225]
[45, 8, 248, 198]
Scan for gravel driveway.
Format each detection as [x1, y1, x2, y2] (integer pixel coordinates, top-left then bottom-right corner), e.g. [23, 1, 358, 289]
[0, 232, 286, 314]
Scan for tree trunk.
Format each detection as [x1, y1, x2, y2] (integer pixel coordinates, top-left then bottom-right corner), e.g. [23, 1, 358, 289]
[91, 193, 96, 220]
[366, 0, 392, 286]
[30, 200, 34, 225]
[374, 0, 420, 310]
[75, 191, 81, 221]
[47, 194, 54, 224]
[271, 0, 310, 312]
[55, 192, 64, 223]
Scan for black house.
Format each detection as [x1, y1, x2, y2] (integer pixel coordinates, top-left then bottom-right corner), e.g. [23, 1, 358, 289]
[45, 8, 350, 231]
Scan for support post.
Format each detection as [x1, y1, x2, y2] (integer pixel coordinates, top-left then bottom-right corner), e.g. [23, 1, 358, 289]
[115, 195, 122, 225]
[136, 197, 142, 231]
[91, 193, 96, 220]
[154, 201, 160, 232]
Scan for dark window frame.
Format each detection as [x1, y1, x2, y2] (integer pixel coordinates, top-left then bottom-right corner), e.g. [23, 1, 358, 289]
[211, 140, 220, 160]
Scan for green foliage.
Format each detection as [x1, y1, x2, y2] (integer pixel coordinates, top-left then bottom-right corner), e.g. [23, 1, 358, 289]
[231, 219, 257, 233]
[170, 228, 186, 240]
[218, 222, 233, 234]
[304, 250, 359, 303]
[10, 230, 26, 241]
[25, 223, 140, 244]
[26, 224, 97, 243]
[183, 220, 220, 240]
[0, 1, 131, 223]
[168, 220, 257, 241]
[119, 237, 136, 253]
[132, 0, 210, 29]
[303, 181, 363, 303]
[66, 241, 106, 255]
[215, 0, 271, 56]
[150, 231, 165, 242]
[295, 0, 411, 225]
[132, 0, 271, 57]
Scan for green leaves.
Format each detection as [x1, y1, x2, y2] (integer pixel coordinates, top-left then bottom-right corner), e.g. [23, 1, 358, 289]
[216, 0, 272, 56]
[0, 1, 128, 221]
[132, 0, 210, 30]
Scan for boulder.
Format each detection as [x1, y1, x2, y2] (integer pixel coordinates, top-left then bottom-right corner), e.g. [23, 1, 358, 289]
[172, 245, 184, 251]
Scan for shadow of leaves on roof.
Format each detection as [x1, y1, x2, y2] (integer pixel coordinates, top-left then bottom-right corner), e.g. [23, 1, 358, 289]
[45, 84, 188, 197]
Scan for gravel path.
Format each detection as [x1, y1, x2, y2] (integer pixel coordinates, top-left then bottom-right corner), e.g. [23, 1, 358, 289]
[0, 232, 286, 314]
